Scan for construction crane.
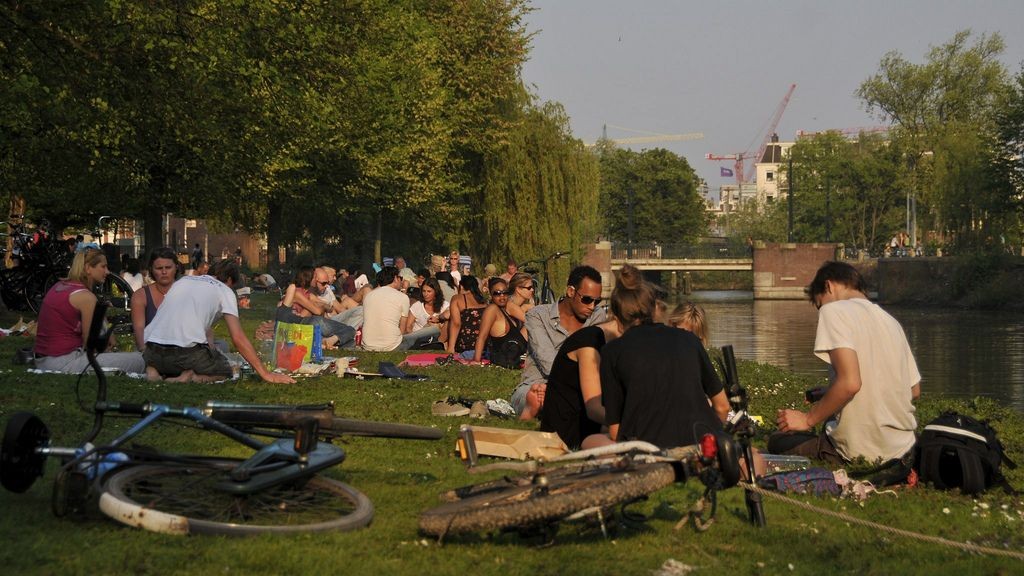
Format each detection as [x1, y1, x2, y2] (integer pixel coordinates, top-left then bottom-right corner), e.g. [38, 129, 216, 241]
[795, 125, 890, 139]
[585, 124, 704, 147]
[706, 84, 797, 188]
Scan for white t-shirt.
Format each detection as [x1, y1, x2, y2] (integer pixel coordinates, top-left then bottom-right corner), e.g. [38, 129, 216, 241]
[145, 275, 239, 347]
[815, 298, 920, 462]
[409, 299, 450, 332]
[318, 286, 337, 307]
[360, 285, 410, 351]
[122, 272, 144, 292]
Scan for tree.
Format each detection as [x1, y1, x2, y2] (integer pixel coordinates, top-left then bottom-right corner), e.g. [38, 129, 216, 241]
[472, 99, 600, 270]
[598, 145, 708, 245]
[857, 30, 1013, 250]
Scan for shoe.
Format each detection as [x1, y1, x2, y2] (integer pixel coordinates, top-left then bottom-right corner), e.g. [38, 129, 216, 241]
[432, 400, 470, 417]
[468, 401, 488, 419]
[486, 399, 516, 418]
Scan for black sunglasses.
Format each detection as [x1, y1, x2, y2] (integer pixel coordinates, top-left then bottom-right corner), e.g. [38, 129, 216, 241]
[578, 295, 602, 305]
[491, 290, 510, 296]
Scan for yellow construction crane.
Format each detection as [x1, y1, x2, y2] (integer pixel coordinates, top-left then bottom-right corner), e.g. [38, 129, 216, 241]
[586, 124, 704, 147]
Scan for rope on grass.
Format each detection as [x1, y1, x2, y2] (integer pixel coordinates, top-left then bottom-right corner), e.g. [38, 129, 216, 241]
[739, 482, 1024, 561]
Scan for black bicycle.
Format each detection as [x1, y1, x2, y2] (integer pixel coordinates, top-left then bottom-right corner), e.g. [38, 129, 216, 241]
[1, 301, 443, 535]
[519, 250, 568, 305]
[418, 345, 764, 540]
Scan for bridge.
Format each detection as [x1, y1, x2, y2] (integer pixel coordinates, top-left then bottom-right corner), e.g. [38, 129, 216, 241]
[584, 241, 841, 299]
[609, 243, 752, 272]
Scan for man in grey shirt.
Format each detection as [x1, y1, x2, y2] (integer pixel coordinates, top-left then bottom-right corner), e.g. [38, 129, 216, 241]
[512, 265, 607, 419]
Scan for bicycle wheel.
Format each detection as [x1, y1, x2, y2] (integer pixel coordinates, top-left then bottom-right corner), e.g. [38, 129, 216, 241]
[98, 273, 133, 311]
[438, 461, 599, 503]
[326, 417, 443, 440]
[99, 459, 374, 535]
[419, 462, 676, 536]
[25, 269, 59, 314]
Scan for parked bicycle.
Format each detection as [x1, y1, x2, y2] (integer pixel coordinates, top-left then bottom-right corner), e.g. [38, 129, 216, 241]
[1, 301, 443, 535]
[1, 215, 134, 326]
[519, 250, 568, 305]
[419, 345, 764, 540]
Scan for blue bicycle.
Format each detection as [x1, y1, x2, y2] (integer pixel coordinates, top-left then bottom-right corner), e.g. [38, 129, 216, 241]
[1, 302, 442, 535]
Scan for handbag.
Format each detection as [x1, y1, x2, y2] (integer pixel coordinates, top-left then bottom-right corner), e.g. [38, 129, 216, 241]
[272, 321, 323, 371]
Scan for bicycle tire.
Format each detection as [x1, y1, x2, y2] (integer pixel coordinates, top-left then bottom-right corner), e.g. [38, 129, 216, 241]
[98, 273, 133, 311]
[419, 461, 676, 536]
[25, 269, 59, 315]
[99, 459, 374, 535]
[326, 417, 443, 440]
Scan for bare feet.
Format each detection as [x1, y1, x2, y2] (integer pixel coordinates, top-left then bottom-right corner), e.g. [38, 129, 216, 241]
[519, 382, 547, 420]
[164, 370, 195, 383]
[145, 366, 163, 382]
[322, 335, 340, 350]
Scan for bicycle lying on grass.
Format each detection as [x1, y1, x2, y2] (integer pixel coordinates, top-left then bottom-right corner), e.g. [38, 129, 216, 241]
[419, 346, 764, 541]
[1, 301, 443, 536]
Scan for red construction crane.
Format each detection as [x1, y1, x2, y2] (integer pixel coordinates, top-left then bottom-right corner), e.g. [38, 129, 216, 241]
[706, 83, 797, 187]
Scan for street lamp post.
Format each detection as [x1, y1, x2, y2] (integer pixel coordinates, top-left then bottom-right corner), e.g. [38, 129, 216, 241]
[787, 155, 794, 242]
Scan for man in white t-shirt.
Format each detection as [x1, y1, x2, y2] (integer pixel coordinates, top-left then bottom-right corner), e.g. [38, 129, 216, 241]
[771, 261, 920, 466]
[143, 260, 294, 384]
[360, 266, 411, 352]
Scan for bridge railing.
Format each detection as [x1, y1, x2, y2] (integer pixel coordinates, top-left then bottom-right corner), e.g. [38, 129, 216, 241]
[611, 242, 753, 260]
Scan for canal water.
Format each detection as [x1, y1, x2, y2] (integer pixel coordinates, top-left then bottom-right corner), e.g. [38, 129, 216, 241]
[675, 291, 1024, 413]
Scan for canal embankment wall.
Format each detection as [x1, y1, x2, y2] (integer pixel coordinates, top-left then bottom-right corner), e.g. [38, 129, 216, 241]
[874, 255, 1024, 310]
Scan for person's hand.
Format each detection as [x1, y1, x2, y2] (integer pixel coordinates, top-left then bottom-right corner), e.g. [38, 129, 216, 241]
[262, 371, 296, 384]
[776, 409, 811, 433]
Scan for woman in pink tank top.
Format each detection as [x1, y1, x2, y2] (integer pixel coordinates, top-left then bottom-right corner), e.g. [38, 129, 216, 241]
[33, 248, 145, 374]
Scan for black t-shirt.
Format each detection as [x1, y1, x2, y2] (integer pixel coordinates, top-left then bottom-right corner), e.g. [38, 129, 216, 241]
[539, 326, 606, 449]
[601, 323, 723, 448]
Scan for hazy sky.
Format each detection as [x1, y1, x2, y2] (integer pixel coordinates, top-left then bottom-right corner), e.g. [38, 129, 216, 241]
[521, 0, 1024, 188]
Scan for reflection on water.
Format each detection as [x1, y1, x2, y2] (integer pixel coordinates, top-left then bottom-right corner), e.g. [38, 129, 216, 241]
[673, 291, 1024, 413]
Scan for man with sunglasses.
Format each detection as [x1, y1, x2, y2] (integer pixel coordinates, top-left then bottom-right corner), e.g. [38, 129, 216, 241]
[511, 265, 606, 420]
[770, 261, 920, 470]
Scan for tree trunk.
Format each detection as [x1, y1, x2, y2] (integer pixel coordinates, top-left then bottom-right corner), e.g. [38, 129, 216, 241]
[142, 203, 164, 261]
[266, 200, 283, 276]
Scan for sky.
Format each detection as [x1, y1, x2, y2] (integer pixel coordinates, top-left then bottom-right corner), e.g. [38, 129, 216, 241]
[520, 0, 1024, 191]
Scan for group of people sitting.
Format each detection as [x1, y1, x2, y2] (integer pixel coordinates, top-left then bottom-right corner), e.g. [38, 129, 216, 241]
[518, 260, 920, 480]
[33, 247, 294, 384]
[267, 253, 534, 369]
[32, 245, 920, 475]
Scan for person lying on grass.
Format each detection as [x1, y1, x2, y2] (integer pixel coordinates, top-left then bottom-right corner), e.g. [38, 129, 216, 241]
[143, 259, 294, 384]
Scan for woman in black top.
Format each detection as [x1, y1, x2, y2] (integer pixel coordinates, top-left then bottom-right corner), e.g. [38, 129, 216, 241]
[539, 320, 620, 449]
[599, 265, 730, 448]
[472, 278, 527, 368]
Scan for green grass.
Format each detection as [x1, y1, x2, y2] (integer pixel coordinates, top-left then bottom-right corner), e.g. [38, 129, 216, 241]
[1, 295, 1022, 575]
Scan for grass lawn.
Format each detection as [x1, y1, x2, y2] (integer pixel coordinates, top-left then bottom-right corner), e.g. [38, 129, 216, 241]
[1, 294, 1022, 575]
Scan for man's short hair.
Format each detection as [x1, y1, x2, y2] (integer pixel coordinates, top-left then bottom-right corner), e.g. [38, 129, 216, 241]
[211, 259, 242, 287]
[376, 266, 399, 287]
[806, 261, 867, 302]
[567, 265, 602, 289]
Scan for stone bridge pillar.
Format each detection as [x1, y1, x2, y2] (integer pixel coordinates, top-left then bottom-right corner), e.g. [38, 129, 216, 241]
[753, 242, 839, 299]
[582, 241, 613, 298]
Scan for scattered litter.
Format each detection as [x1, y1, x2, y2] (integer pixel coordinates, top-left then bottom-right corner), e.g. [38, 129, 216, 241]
[652, 559, 697, 576]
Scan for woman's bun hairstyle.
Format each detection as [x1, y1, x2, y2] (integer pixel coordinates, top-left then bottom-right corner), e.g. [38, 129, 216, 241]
[610, 264, 656, 328]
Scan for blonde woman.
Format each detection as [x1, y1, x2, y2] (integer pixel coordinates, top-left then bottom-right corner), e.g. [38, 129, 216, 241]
[505, 272, 536, 327]
[668, 301, 709, 348]
[34, 248, 145, 374]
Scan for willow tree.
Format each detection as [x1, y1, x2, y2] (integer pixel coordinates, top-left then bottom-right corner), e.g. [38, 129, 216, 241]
[473, 100, 600, 273]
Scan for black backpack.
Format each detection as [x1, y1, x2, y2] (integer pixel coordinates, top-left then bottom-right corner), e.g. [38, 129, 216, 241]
[915, 411, 1016, 495]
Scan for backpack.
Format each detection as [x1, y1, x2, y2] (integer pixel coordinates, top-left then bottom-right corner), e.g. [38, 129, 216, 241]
[915, 411, 1017, 495]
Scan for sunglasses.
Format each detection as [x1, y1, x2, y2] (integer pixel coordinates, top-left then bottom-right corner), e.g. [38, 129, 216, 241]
[577, 294, 602, 305]
[491, 290, 510, 296]
[520, 285, 535, 291]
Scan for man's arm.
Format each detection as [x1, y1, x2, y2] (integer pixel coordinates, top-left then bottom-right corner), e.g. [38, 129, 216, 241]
[523, 307, 557, 381]
[224, 314, 295, 384]
[777, 347, 861, 432]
